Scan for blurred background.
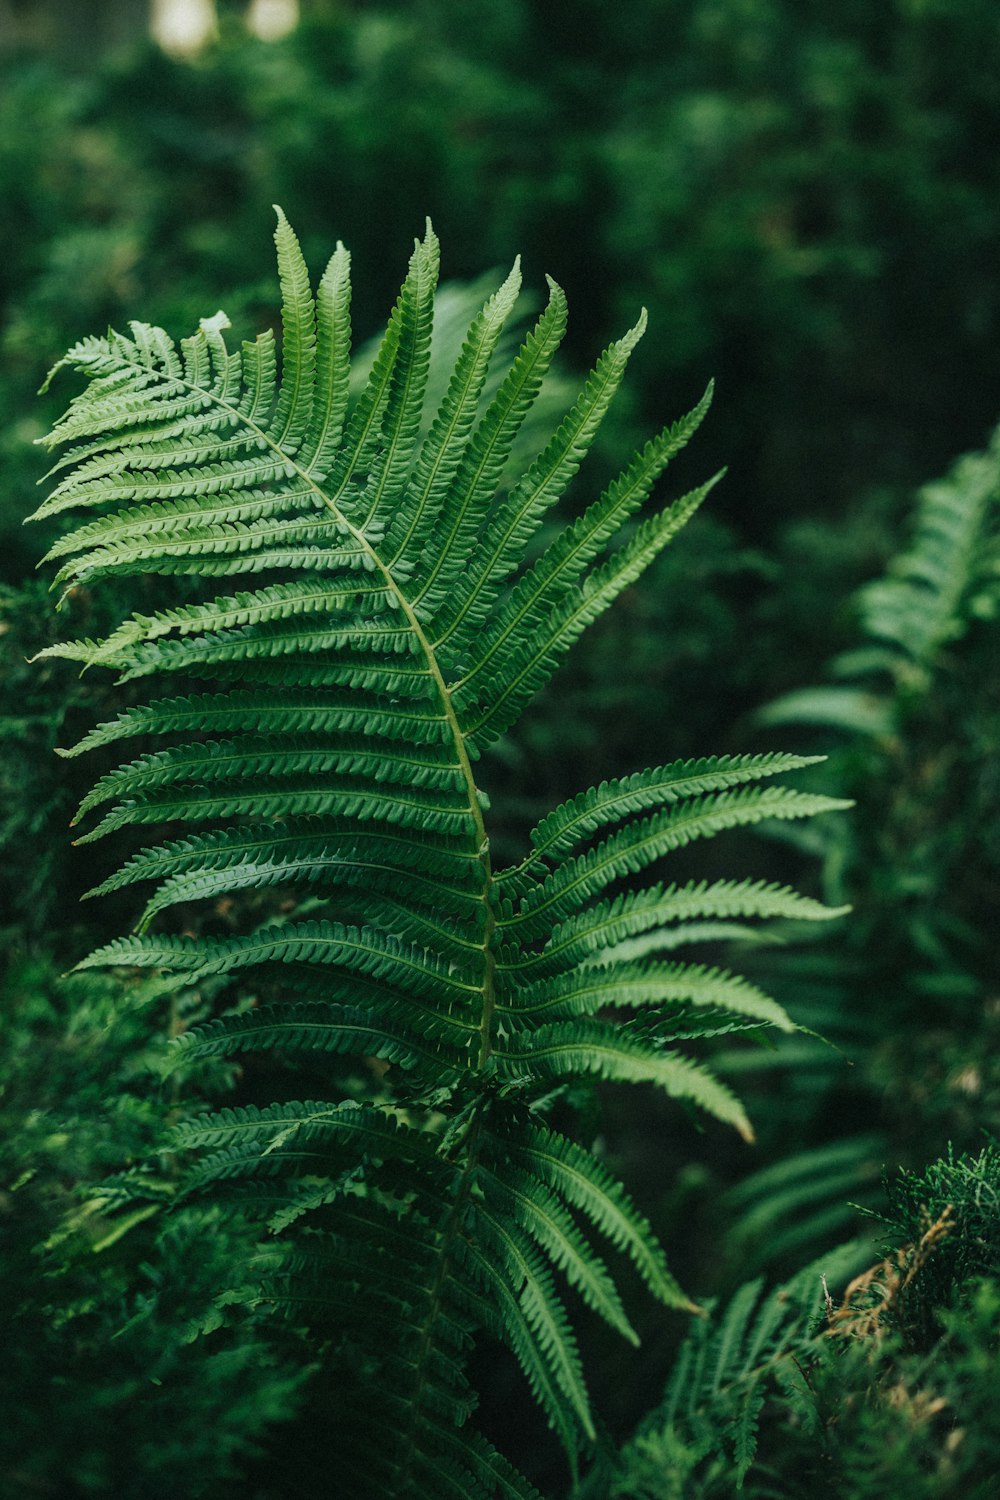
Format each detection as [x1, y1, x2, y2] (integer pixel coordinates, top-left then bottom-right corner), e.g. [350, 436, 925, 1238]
[2, 3, 1000, 1496]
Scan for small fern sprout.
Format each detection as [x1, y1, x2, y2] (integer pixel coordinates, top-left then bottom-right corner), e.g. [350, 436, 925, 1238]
[32, 211, 849, 1497]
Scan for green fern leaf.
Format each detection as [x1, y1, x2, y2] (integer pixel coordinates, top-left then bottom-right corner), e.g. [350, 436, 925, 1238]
[34, 212, 850, 1495]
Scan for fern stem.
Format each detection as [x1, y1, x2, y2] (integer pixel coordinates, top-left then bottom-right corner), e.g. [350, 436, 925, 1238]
[395, 1106, 485, 1496]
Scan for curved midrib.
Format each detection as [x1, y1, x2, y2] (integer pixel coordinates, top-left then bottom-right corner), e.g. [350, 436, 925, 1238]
[120, 349, 500, 1069]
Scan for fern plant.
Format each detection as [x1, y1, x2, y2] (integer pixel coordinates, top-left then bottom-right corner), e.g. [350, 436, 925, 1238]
[761, 424, 1000, 730]
[592, 1239, 869, 1498]
[601, 1146, 1000, 1499]
[31, 212, 849, 1497]
[729, 423, 1000, 1276]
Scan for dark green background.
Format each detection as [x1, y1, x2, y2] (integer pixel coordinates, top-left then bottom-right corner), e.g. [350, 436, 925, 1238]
[2, 4, 999, 1495]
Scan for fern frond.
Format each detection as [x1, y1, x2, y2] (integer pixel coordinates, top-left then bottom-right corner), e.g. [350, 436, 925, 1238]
[172, 1098, 426, 1154]
[57, 687, 453, 758]
[500, 787, 850, 939]
[352, 222, 439, 536]
[497, 1021, 754, 1141]
[383, 258, 522, 569]
[622, 1239, 872, 1492]
[503, 752, 824, 887]
[300, 238, 351, 474]
[430, 304, 646, 654]
[479, 1166, 639, 1344]
[87, 822, 481, 927]
[81, 916, 481, 997]
[269, 207, 319, 453]
[455, 476, 723, 746]
[761, 423, 1000, 738]
[34, 213, 849, 1495]
[505, 879, 849, 980]
[861, 435, 1000, 664]
[497, 1117, 695, 1312]
[177, 1000, 475, 1077]
[499, 960, 794, 1030]
[475, 1204, 595, 1437]
[451, 384, 712, 686]
[724, 1134, 886, 1271]
[413, 276, 568, 614]
[457, 1234, 591, 1460]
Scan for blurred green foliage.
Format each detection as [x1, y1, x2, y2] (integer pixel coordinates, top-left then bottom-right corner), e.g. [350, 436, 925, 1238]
[2, 2, 999, 1495]
[717, 420, 1000, 1279]
[598, 1146, 1000, 1499]
[0, 953, 308, 1497]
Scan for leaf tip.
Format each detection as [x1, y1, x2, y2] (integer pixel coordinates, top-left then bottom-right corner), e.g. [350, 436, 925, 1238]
[199, 310, 231, 335]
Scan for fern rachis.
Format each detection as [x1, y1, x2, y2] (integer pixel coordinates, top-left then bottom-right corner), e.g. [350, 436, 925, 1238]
[33, 210, 849, 1497]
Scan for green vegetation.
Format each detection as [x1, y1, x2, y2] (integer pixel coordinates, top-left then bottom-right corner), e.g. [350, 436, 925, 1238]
[26, 209, 853, 1496]
[599, 1146, 1000, 1499]
[3, 5, 999, 1497]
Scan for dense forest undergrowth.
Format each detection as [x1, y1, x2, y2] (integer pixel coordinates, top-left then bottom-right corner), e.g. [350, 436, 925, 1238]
[2, 5, 999, 1497]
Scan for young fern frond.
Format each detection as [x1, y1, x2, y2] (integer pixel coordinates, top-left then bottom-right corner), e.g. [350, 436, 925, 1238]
[740, 428, 1000, 1287]
[34, 212, 847, 1497]
[761, 422, 1000, 735]
[605, 1239, 871, 1495]
[859, 429, 1000, 669]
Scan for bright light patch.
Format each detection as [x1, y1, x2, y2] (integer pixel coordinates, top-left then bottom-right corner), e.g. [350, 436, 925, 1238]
[150, 0, 218, 59]
[247, 0, 299, 42]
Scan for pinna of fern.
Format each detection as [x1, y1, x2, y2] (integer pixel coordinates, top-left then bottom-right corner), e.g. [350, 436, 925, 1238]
[31, 209, 849, 1498]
